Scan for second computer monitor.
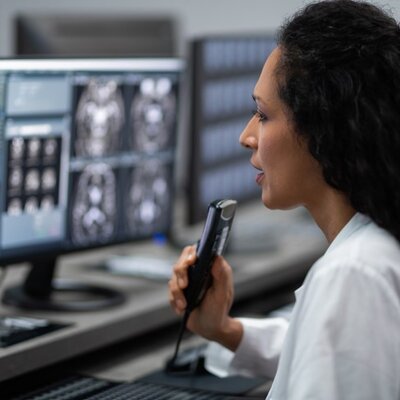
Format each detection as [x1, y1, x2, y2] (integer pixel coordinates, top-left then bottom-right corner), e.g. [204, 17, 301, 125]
[187, 35, 276, 224]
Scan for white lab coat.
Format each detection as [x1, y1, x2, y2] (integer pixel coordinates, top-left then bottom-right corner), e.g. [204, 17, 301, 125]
[205, 213, 400, 399]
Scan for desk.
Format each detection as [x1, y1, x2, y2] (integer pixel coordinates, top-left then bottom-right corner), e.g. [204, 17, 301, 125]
[0, 208, 327, 394]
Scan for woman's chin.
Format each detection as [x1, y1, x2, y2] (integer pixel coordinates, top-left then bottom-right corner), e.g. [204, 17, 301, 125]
[261, 191, 274, 209]
[262, 191, 300, 211]
[261, 190, 287, 210]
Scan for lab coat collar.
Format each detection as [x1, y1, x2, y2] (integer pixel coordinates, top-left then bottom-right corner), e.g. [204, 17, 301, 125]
[325, 212, 371, 255]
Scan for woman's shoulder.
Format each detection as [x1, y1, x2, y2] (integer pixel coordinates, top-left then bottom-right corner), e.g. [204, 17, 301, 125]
[314, 216, 400, 284]
[337, 218, 398, 263]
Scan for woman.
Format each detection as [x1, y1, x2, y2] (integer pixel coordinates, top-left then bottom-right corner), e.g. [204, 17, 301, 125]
[169, 1, 400, 398]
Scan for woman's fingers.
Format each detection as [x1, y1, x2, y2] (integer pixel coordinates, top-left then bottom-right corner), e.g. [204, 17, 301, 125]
[168, 274, 186, 314]
[173, 245, 196, 289]
[169, 245, 196, 314]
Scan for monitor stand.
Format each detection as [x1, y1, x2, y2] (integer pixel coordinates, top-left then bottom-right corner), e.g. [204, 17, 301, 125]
[2, 257, 126, 311]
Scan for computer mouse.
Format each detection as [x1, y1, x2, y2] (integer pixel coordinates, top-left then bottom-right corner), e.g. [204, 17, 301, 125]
[164, 344, 208, 375]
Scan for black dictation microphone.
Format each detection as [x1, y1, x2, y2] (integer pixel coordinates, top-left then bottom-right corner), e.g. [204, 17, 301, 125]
[166, 199, 237, 373]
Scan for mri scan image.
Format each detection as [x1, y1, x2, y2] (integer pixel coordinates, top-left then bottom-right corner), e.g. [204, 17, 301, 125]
[75, 79, 125, 157]
[25, 197, 39, 214]
[41, 195, 55, 210]
[43, 138, 58, 160]
[7, 198, 22, 215]
[8, 167, 23, 191]
[9, 137, 25, 160]
[6, 135, 61, 216]
[27, 138, 41, 160]
[41, 168, 57, 191]
[25, 169, 40, 193]
[127, 160, 170, 235]
[131, 77, 176, 152]
[70, 163, 117, 245]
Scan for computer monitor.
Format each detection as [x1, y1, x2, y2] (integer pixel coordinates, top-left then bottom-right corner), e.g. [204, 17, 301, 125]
[187, 35, 276, 224]
[0, 57, 183, 311]
[15, 15, 176, 57]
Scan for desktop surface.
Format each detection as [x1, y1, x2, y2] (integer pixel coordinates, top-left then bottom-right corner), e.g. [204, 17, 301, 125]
[0, 207, 327, 400]
[0, 207, 326, 385]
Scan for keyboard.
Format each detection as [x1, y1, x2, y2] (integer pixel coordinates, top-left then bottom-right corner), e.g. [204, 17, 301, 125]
[86, 381, 255, 400]
[11, 374, 258, 400]
[10, 375, 115, 400]
[0, 316, 68, 348]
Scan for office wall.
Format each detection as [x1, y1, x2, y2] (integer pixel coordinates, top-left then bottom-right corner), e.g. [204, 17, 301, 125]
[1, 0, 399, 57]
[0, 0, 295, 56]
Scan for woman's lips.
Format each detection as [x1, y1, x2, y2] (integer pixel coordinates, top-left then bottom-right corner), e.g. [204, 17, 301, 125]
[256, 172, 264, 185]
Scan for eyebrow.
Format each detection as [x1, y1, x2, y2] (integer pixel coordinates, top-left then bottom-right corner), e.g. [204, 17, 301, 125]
[252, 94, 267, 106]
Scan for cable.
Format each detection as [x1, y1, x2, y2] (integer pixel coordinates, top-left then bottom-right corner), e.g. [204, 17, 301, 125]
[165, 309, 190, 372]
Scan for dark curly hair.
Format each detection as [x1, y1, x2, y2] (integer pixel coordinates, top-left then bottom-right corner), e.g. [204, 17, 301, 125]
[276, 0, 400, 241]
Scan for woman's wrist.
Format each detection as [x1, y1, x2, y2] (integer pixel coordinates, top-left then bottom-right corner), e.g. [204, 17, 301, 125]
[214, 317, 243, 352]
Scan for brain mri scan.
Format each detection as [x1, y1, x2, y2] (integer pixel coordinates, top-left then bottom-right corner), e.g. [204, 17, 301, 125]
[10, 137, 25, 160]
[9, 167, 23, 191]
[25, 197, 39, 214]
[127, 160, 170, 234]
[43, 138, 58, 160]
[27, 138, 41, 160]
[131, 77, 176, 152]
[71, 163, 117, 245]
[7, 198, 22, 215]
[41, 167, 57, 191]
[6, 135, 61, 218]
[41, 195, 55, 210]
[75, 79, 125, 157]
[25, 169, 40, 193]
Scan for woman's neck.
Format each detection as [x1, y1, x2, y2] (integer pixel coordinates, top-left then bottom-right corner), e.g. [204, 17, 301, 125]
[306, 189, 356, 243]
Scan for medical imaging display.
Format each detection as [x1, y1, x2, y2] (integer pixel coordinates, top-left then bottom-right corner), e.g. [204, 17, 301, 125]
[188, 36, 276, 224]
[0, 58, 181, 261]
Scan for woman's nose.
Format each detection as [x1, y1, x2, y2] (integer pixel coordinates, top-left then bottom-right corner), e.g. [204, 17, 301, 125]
[239, 117, 258, 149]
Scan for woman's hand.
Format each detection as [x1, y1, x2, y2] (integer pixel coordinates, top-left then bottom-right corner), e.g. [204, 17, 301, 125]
[168, 245, 243, 351]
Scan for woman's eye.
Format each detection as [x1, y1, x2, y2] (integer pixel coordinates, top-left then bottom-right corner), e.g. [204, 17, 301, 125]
[252, 109, 267, 122]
